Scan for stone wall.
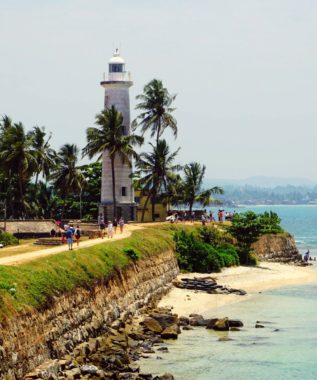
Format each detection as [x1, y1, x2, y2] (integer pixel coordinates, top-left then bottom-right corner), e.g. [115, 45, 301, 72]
[252, 233, 302, 262]
[0, 250, 179, 379]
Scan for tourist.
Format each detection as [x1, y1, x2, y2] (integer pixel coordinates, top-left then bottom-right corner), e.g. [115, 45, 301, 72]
[201, 214, 206, 226]
[119, 217, 124, 233]
[66, 226, 74, 250]
[100, 218, 106, 238]
[303, 250, 310, 262]
[74, 225, 81, 247]
[113, 218, 118, 234]
[107, 220, 113, 238]
[190, 211, 195, 223]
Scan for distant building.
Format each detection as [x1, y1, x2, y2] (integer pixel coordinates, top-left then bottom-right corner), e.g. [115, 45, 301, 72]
[99, 50, 136, 221]
[134, 190, 169, 222]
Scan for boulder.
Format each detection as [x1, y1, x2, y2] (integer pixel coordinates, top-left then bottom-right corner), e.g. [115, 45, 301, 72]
[142, 318, 163, 334]
[205, 318, 219, 330]
[160, 373, 175, 380]
[161, 325, 178, 339]
[255, 323, 265, 328]
[179, 316, 189, 326]
[189, 316, 209, 326]
[149, 313, 178, 329]
[81, 365, 98, 375]
[228, 319, 244, 328]
[213, 318, 229, 331]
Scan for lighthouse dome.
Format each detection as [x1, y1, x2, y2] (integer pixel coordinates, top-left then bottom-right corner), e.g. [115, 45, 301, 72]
[109, 54, 125, 64]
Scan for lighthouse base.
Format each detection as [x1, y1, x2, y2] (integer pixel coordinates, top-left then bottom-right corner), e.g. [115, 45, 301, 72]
[98, 203, 137, 223]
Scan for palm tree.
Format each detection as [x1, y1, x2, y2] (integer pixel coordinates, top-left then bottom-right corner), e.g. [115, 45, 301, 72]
[182, 162, 224, 213]
[50, 144, 84, 220]
[82, 106, 143, 218]
[28, 126, 57, 186]
[135, 139, 180, 221]
[0, 121, 38, 216]
[134, 79, 177, 145]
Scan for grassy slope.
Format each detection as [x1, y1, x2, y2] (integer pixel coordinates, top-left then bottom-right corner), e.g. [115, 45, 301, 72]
[0, 226, 175, 321]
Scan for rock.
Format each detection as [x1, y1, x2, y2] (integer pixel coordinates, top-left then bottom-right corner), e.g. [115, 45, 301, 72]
[161, 325, 179, 339]
[157, 347, 168, 352]
[138, 374, 153, 380]
[218, 336, 233, 342]
[161, 373, 175, 380]
[179, 316, 189, 326]
[64, 368, 81, 380]
[182, 326, 193, 331]
[189, 316, 209, 326]
[189, 313, 203, 318]
[228, 319, 244, 328]
[230, 327, 241, 331]
[81, 365, 98, 375]
[255, 323, 265, 328]
[149, 313, 178, 329]
[213, 318, 229, 331]
[142, 317, 163, 334]
[205, 318, 219, 329]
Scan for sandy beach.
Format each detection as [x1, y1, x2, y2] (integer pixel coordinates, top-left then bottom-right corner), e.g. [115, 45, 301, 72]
[158, 262, 317, 317]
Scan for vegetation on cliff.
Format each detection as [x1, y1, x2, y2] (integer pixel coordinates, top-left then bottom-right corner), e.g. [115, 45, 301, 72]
[228, 211, 284, 264]
[173, 226, 239, 273]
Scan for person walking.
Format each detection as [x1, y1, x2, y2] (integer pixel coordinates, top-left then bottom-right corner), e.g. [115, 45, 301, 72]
[119, 217, 124, 233]
[74, 225, 81, 247]
[66, 226, 74, 250]
[107, 220, 113, 238]
[113, 218, 118, 234]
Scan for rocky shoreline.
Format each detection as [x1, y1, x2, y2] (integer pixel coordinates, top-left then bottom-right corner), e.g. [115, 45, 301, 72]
[25, 304, 246, 380]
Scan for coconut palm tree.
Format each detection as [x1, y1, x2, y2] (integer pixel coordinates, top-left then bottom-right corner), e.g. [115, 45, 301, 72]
[82, 106, 143, 218]
[134, 79, 177, 145]
[28, 126, 57, 186]
[50, 144, 84, 220]
[182, 162, 224, 213]
[0, 121, 38, 216]
[135, 139, 180, 221]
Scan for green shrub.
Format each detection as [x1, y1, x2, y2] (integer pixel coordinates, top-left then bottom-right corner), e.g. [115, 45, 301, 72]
[0, 231, 18, 246]
[123, 247, 140, 261]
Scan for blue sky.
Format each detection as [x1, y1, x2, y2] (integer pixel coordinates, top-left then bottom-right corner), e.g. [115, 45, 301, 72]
[1, 0, 317, 180]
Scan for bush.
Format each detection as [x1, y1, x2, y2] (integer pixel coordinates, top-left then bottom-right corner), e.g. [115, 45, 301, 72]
[173, 229, 238, 273]
[123, 247, 140, 261]
[0, 231, 18, 246]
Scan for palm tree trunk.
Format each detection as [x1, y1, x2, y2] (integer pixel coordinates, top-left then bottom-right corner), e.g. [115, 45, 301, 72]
[151, 192, 156, 221]
[156, 119, 161, 146]
[111, 156, 117, 219]
[141, 193, 151, 222]
[61, 198, 66, 221]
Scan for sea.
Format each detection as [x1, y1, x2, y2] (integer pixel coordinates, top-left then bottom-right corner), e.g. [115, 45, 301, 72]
[139, 205, 317, 380]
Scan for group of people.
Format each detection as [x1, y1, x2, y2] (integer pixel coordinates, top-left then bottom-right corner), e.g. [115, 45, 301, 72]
[303, 249, 316, 262]
[168, 209, 236, 224]
[62, 224, 81, 250]
[99, 217, 125, 239]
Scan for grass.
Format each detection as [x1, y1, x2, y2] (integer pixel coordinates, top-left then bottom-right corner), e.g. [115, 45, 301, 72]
[0, 226, 175, 320]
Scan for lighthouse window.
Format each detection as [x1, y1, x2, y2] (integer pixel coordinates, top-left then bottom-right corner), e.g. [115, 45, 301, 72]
[109, 63, 123, 73]
[122, 187, 127, 196]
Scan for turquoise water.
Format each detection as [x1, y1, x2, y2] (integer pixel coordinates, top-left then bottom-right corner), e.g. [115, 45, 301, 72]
[139, 206, 317, 379]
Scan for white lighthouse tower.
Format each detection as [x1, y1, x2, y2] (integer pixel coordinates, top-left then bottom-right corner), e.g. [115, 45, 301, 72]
[99, 49, 136, 221]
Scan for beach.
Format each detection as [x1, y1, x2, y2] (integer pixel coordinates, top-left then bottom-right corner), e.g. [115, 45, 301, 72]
[158, 262, 317, 317]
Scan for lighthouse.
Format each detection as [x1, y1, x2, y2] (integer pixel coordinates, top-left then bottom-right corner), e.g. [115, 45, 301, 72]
[99, 49, 136, 221]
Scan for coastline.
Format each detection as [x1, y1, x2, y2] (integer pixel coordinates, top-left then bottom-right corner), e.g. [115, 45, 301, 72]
[158, 262, 317, 317]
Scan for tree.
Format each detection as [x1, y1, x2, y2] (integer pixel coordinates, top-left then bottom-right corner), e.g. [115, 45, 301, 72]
[0, 121, 38, 216]
[134, 79, 177, 145]
[82, 106, 143, 219]
[135, 139, 180, 221]
[182, 162, 223, 212]
[50, 144, 84, 220]
[28, 126, 57, 186]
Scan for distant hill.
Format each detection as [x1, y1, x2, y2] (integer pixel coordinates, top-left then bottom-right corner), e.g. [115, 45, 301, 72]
[205, 176, 317, 189]
[203, 177, 317, 205]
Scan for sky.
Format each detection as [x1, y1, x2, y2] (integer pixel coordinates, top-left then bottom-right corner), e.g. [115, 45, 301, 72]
[1, 0, 317, 181]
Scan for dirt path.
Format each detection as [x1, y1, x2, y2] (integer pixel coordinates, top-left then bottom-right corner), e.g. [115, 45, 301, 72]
[0, 224, 143, 266]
